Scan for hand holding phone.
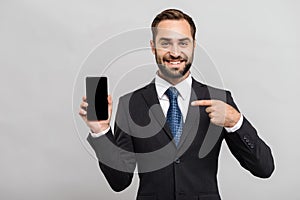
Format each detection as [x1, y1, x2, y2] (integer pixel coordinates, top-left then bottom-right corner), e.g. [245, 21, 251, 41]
[79, 76, 111, 133]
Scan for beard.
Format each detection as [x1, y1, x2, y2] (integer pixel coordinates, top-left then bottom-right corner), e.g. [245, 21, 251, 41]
[154, 50, 193, 79]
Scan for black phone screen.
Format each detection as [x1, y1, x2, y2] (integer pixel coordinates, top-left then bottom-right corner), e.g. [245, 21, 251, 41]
[86, 77, 108, 121]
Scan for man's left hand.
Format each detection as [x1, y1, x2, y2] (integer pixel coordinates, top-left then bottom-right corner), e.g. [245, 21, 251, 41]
[191, 100, 241, 128]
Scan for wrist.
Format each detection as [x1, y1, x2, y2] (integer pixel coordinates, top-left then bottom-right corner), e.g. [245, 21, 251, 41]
[229, 112, 241, 127]
[225, 112, 241, 128]
[90, 124, 110, 133]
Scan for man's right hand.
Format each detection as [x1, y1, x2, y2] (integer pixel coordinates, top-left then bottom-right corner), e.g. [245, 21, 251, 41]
[78, 95, 112, 134]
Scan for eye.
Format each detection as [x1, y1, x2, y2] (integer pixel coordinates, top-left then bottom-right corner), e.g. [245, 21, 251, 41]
[160, 42, 170, 47]
[179, 42, 188, 47]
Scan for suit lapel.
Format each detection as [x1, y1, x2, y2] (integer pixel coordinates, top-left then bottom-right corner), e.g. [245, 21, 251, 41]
[177, 78, 207, 150]
[141, 80, 174, 142]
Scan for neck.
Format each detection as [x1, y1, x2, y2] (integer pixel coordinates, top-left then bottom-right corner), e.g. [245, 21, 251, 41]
[158, 71, 190, 85]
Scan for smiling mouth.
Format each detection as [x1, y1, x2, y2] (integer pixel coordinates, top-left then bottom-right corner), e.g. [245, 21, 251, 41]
[164, 60, 186, 66]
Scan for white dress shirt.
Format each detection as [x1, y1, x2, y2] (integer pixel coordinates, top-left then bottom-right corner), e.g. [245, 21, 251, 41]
[155, 72, 192, 123]
[90, 72, 243, 137]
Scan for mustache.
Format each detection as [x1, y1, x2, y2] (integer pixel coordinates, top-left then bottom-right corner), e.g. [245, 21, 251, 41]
[163, 54, 188, 62]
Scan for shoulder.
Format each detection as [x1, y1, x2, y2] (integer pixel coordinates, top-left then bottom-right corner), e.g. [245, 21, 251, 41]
[192, 77, 231, 100]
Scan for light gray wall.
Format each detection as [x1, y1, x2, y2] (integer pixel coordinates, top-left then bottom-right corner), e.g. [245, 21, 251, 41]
[1, 0, 299, 199]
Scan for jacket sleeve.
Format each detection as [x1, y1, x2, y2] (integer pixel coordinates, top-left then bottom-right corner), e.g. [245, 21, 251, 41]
[87, 97, 136, 192]
[224, 91, 275, 178]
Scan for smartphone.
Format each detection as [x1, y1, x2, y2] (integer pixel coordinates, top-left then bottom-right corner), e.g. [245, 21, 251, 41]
[86, 76, 108, 121]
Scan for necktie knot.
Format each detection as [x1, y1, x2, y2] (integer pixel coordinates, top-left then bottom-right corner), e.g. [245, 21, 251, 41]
[165, 87, 179, 100]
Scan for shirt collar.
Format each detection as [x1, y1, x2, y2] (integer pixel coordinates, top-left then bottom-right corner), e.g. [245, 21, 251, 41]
[155, 71, 192, 100]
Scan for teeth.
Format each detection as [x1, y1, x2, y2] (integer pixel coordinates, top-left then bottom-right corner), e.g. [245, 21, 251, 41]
[169, 61, 181, 64]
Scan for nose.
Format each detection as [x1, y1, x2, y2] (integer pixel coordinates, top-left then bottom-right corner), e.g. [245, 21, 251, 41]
[169, 44, 181, 58]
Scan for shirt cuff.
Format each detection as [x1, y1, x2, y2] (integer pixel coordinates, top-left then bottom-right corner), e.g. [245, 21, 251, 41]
[225, 114, 243, 133]
[90, 127, 111, 138]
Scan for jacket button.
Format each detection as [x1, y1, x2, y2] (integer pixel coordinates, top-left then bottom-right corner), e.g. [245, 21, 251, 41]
[175, 158, 180, 164]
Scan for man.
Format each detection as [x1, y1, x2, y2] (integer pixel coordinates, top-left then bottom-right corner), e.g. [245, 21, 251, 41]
[79, 9, 274, 200]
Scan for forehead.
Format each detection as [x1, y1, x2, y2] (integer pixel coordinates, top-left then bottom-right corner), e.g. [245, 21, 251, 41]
[155, 19, 192, 40]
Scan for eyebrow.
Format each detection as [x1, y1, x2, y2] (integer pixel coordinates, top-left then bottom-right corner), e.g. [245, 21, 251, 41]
[158, 37, 192, 42]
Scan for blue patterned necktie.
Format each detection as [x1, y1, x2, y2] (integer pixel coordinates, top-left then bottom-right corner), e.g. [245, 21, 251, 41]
[165, 87, 183, 146]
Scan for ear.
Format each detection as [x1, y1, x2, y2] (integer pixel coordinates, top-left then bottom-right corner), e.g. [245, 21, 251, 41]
[150, 40, 155, 54]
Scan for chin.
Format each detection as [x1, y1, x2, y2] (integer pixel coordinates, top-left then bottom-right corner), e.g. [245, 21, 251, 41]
[158, 63, 191, 79]
[159, 66, 186, 79]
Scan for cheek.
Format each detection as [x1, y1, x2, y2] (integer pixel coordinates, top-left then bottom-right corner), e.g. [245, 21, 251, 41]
[182, 49, 194, 58]
[155, 49, 168, 58]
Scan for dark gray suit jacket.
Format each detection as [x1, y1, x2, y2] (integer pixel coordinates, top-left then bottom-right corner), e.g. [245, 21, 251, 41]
[87, 78, 274, 200]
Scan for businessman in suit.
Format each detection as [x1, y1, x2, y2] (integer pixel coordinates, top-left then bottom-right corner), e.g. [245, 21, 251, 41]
[79, 9, 274, 200]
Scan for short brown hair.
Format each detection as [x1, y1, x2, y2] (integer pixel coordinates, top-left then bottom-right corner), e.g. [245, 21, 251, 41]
[151, 9, 196, 41]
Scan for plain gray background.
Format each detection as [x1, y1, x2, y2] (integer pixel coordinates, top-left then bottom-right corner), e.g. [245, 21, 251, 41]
[1, 0, 299, 199]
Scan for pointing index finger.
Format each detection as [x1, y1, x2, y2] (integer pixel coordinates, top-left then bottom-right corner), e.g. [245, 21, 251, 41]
[191, 100, 213, 106]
